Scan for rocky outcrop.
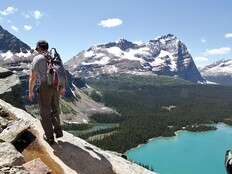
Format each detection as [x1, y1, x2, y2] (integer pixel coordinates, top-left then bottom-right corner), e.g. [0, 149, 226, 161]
[0, 99, 156, 174]
[0, 142, 25, 167]
[0, 119, 30, 142]
[0, 67, 23, 108]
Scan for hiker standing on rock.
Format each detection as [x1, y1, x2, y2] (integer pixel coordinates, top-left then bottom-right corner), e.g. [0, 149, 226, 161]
[28, 40, 66, 145]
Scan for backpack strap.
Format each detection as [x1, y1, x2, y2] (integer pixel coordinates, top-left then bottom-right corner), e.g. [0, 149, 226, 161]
[50, 48, 62, 63]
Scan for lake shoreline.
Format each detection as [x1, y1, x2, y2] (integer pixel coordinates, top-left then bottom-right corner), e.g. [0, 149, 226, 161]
[126, 122, 232, 174]
[125, 122, 228, 155]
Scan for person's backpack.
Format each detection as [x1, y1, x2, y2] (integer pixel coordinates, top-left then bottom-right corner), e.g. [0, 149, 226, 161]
[45, 48, 66, 90]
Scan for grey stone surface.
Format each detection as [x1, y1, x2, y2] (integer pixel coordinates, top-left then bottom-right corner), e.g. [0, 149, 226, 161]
[0, 106, 9, 118]
[0, 142, 24, 167]
[0, 116, 9, 129]
[0, 119, 30, 142]
[0, 68, 23, 108]
[0, 67, 13, 78]
[0, 73, 21, 94]
[0, 166, 29, 174]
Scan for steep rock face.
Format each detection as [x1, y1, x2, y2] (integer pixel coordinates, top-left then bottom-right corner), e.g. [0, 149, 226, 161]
[0, 67, 23, 108]
[0, 99, 156, 174]
[0, 142, 25, 167]
[0, 25, 31, 53]
[201, 59, 232, 85]
[66, 34, 205, 83]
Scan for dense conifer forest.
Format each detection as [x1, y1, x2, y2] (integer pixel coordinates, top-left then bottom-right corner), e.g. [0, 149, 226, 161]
[78, 74, 232, 153]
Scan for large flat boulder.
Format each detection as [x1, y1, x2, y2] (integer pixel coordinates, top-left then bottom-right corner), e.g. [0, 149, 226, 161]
[0, 142, 24, 167]
[0, 67, 13, 78]
[0, 67, 23, 108]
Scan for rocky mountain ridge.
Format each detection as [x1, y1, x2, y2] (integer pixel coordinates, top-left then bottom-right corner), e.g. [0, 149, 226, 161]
[201, 59, 232, 85]
[66, 34, 205, 83]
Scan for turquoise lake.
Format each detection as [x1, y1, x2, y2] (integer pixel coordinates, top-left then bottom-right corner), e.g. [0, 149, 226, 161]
[127, 123, 232, 174]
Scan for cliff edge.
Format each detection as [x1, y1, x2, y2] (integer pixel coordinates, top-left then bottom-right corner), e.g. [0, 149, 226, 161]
[0, 99, 156, 174]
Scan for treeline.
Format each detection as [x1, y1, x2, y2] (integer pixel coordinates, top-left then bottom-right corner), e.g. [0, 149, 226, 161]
[90, 113, 125, 123]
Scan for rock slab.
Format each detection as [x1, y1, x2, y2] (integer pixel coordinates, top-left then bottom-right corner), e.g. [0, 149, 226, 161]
[0, 142, 24, 167]
[0, 67, 23, 108]
[0, 119, 30, 142]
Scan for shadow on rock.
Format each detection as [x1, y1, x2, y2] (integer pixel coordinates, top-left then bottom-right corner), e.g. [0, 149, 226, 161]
[52, 140, 116, 174]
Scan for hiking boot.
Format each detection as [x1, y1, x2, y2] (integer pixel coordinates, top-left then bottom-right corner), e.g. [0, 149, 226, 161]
[43, 134, 55, 145]
[55, 131, 63, 139]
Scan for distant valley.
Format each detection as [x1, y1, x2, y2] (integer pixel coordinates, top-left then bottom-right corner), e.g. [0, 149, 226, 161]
[1, 24, 232, 154]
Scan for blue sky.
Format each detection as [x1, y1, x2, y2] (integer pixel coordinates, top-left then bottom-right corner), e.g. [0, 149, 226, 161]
[0, 0, 232, 67]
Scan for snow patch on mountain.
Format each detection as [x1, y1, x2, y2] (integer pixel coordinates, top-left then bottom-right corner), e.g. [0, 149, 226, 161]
[201, 59, 232, 76]
[201, 59, 232, 85]
[82, 56, 110, 65]
[0, 50, 32, 63]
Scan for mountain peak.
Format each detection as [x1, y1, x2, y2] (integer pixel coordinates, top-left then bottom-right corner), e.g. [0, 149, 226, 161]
[66, 34, 205, 83]
[115, 39, 137, 50]
[0, 25, 31, 53]
[97, 39, 137, 51]
[152, 34, 177, 41]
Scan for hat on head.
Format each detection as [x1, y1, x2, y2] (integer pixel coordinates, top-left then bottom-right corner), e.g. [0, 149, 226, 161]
[36, 40, 49, 51]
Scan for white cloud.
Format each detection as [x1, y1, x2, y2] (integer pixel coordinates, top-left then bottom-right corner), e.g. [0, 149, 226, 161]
[201, 38, 206, 43]
[194, 56, 210, 68]
[98, 18, 123, 28]
[204, 47, 231, 56]
[225, 33, 232, 38]
[24, 25, 32, 31]
[11, 25, 19, 32]
[0, 6, 18, 16]
[33, 10, 43, 20]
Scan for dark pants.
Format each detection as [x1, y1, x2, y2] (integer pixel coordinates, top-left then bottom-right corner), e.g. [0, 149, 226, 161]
[39, 82, 62, 139]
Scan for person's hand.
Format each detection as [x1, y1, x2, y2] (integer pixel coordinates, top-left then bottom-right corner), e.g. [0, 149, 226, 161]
[59, 88, 65, 97]
[28, 91, 34, 102]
